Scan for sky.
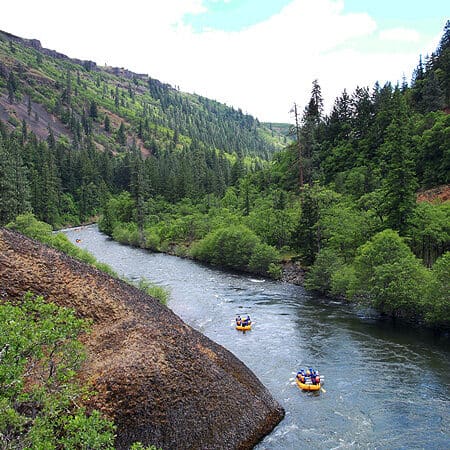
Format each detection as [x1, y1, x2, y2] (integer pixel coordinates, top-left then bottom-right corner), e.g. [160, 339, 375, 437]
[1, 1, 448, 123]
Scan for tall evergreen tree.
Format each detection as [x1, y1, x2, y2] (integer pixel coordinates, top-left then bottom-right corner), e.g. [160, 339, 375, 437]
[0, 136, 31, 225]
[380, 90, 417, 234]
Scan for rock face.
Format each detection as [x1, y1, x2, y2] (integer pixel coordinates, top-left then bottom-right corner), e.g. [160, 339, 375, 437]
[0, 229, 284, 449]
[281, 261, 306, 285]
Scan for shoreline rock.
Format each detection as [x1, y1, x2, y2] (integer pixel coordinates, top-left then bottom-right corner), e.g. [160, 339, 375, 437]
[281, 260, 306, 285]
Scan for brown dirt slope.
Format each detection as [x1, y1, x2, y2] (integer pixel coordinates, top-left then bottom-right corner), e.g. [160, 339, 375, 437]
[0, 229, 284, 449]
[417, 184, 450, 203]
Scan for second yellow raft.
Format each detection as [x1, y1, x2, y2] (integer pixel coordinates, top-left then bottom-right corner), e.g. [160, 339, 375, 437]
[296, 378, 321, 391]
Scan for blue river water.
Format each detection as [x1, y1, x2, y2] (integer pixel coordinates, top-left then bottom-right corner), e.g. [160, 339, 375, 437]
[63, 225, 450, 449]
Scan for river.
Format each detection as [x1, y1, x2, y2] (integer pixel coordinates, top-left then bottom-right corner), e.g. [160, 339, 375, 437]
[63, 225, 450, 449]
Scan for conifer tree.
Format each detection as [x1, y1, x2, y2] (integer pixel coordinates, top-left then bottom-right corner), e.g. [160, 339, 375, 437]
[0, 135, 31, 225]
[380, 90, 417, 234]
[104, 114, 110, 132]
[117, 122, 126, 145]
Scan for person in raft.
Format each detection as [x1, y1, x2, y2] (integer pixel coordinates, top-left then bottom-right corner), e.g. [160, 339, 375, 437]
[311, 370, 320, 385]
[242, 315, 251, 326]
[297, 368, 320, 384]
[236, 315, 242, 326]
[296, 370, 306, 383]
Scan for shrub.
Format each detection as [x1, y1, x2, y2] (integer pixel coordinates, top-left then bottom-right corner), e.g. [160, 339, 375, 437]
[248, 242, 280, 275]
[143, 226, 161, 251]
[192, 225, 280, 275]
[423, 252, 450, 327]
[136, 278, 170, 305]
[304, 248, 343, 294]
[349, 229, 430, 318]
[0, 293, 115, 449]
[112, 222, 140, 246]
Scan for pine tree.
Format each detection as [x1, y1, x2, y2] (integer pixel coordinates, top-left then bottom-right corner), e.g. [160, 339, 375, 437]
[0, 135, 31, 225]
[380, 90, 417, 234]
[104, 114, 110, 132]
[117, 122, 126, 145]
[300, 80, 324, 184]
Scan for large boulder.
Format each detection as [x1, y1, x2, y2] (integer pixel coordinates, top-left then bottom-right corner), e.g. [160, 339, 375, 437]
[0, 229, 284, 449]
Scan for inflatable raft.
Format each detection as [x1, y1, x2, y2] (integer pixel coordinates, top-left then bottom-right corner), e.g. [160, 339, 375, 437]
[296, 378, 321, 391]
[236, 323, 252, 331]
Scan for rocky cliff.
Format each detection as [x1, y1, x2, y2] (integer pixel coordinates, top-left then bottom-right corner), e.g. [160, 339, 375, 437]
[0, 228, 284, 449]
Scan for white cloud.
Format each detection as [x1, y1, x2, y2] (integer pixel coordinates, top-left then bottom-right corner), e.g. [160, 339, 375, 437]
[379, 28, 421, 42]
[0, 0, 441, 122]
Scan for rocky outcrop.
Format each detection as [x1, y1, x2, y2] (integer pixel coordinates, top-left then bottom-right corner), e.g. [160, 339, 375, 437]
[1, 30, 146, 80]
[281, 261, 306, 285]
[0, 228, 284, 449]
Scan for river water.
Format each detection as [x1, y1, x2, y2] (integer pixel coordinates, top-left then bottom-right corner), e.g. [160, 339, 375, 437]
[64, 225, 450, 449]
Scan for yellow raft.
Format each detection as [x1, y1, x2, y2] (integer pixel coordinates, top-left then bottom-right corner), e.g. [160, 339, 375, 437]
[296, 378, 321, 391]
[236, 323, 252, 331]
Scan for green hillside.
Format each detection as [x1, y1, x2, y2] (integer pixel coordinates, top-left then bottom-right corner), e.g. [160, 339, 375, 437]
[0, 30, 287, 159]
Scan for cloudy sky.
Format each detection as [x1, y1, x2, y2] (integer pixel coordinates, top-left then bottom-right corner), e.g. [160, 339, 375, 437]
[1, 0, 448, 122]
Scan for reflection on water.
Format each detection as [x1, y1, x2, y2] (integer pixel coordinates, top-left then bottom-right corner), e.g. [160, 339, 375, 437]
[63, 225, 450, 449]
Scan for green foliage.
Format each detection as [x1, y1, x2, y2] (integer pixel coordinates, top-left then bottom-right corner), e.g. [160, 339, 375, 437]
[406, 201, 450, 266]
[415, 112, 450, 187]
[192, 225, 279, 274]
[349, 229, 430, 319]
[320, 202, 378, 262]
[423, 252, 450, 326]
[98, 192, 135, 236]
[0, 292, 115, 449]
[136, 278, 170, 305]
[130, 443, 161, 450]
[0, 134, 31, 225]
[248, 242, 280, 275]
[330, 264, 356, 298]
[379, 90, 418, 234]
[112, 222, 140, 246]
[304, 248, 344, 294]
[293, 185, 341, 265]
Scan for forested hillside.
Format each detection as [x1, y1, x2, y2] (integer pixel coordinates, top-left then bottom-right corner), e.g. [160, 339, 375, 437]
[0, 29, 287, 226]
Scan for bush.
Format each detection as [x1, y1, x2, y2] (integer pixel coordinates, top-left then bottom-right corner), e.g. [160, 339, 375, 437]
[143, 226, 161, 251]
[423, 252, 450, 327]
[191, 225, 259, 271]
[136, 278, 170, 305]
[330, 264, 356, 298]
[112, 222, 140, 246]
[192, 225, 280, 275]
[349, 229, 430, 318]
[0, 293, 115, 449]
[99, 192, 135, 236]
[248, 242, 280, 275]
[268, 262, 283, 279]
[304, 248, 343, 294]
[6, 212, 53, 242]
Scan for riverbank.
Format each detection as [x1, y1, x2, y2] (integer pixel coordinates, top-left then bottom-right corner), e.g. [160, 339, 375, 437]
[0, 227, 285, 449]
